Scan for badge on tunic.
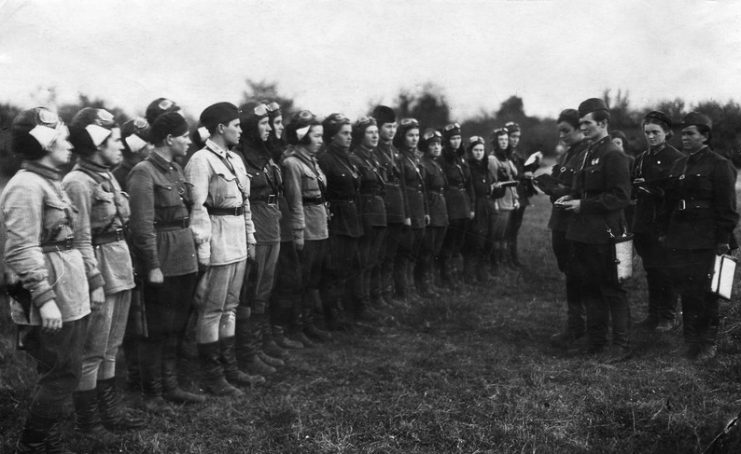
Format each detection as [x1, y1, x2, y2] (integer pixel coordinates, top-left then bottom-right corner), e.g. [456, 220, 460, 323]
[591, 158, 599, 165]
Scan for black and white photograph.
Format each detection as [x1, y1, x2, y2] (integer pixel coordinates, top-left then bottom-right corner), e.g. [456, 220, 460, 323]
[1, 0, 741, 452]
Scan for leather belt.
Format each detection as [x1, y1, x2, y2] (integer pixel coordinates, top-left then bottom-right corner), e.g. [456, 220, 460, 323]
[155, 217, 190, 230]
[206, 206, 244, 216]
[250, 194, 278, 205]
[302, 197, 325, 205]
[93, 228, 126, 246]
[40, 237, 74, 253]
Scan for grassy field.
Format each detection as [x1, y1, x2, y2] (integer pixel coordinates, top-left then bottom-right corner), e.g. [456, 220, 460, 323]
[2, 193, 741, 453]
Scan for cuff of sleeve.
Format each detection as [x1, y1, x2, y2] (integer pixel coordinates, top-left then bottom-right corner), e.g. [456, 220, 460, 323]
[32, 288, 56, 308]
[146, 256, 161, 272]
[87, 273, 105, 291]
[247, 233, 256, 244]
[292, 229, 303, 241]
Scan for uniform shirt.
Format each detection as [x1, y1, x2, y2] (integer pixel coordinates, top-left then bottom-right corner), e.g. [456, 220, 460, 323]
[63, 159, 135, 294]
[350, 145, 387, 228]
[547, 139, 589, 232]
[665, 146, 738, 250]
[283, 145, 329, 241]
[185, 139, 255, 266]
[375, 141, 407, 224]
[240, 143, 282, 244]
[566, 136, 632, 245]
[318, 143, 363, 238]
[127, 151, 198, 277]
[488, 154, 519, 211]
[421, 155, 449, 227]
[399, 148, 427, 229]
[0, 162, 91, 323]
[441, 147, 473, 221]
[631, 143, 684, 236]
[112, 157, 136, 191]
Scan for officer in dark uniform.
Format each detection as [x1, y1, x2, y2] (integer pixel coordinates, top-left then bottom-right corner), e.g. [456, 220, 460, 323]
[557, 98, 632, 356]
[317, 113, 366, 324]
[394, 118, 428, 301]
[439, 123, 474, 289]
[541, 109, 590, 349]
[632, 111, 684, 332]
[372, 106, 408, 304]
[417, 129, 448, 297]
[665, 112, 739, 361]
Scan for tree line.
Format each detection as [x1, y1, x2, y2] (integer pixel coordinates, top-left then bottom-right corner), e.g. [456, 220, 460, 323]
[3, 82, 741, 177]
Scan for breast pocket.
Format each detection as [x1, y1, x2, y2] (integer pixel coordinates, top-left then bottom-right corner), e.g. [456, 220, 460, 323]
[91, 185, 116, 226]
[43, 198, 72, 241]
[301, 174, 320, 195]
[209, 172, 241, 204]
[154, 183, 182, 208]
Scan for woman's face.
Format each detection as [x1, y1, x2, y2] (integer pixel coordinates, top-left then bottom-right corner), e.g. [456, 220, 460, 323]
[496, 133, 509, 150]
[448, 135, 462, 150]
[558, 121, 579, 146]
[362, 125, 379, 149]
[332, 124, 352, 148]
[611, 137, 624, 151]
[404, 128, 419, 149]
[271, 115, 284, 139]
[471, 144, 485, 161]
[307, 125, 324, 154]
[99, 128, 124, 167]
[681, 125, 707, 152]
[258, 117, 272, 142]
[170, 131, 192, 157]
[427, 141, 442, 158]
[643, 123, 667, 148]
[47, 132, 73, 168]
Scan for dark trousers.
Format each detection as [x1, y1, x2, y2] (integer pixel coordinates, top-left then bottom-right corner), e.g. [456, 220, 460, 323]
[573, 241, 630, 348]
[505, 205, 527, 254]
[395, 227, 424, 297]
[381, 223, 405, 298]
[25, 316, 88, 419]
[323, 235, 363, 315]
[668, 249, 718, 346]
[440, 218, 469, 281]
[551, 230, 585, 336]
[417, 225, 447, 286]
[358, 226, 388, 303]
[271, 240, 303, 327]
[634, 233, 677, 323]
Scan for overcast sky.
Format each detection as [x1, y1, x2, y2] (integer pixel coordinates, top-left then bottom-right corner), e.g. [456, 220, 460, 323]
[1, 0, 740, 122]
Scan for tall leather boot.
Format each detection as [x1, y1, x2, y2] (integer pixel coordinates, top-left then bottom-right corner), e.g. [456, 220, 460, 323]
[97, 377, 146, 431]
[462, 254, 476, 285]
[122, 337, 141, 392]
[161, 337, 206, 404]
[16, 413, 56, 454]
[220, 336, 268, 385]
[138, 339, 174, 415]
[273, 323, 304, 349]
[476, 254, 489, 283]
[255, 314, 286, 367]
[197, 341, 245, 397]
[304, 290, 332, 341]
[72, 389, 119, 446]
[44, 418, 74, 454]
[509, 238, 522, 267]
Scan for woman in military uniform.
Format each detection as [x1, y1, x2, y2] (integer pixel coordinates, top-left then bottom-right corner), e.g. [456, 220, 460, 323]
[488, 128, 519, 274]
[439, 122, 474, 289]
[2, 107, 92, 452]
[417, 129, 448, 297]
[632, 111, 684, 332]
[317, 113, 366, 326]
[541, 109, 589, 348]
[464, 136, 496, 283]
[350, 116, 387, 314]
[665, 112, 739, 361]
[393, 118, 428, 301]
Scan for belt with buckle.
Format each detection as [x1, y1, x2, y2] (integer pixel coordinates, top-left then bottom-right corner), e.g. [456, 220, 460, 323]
[251, 194, 278, 206]
[155, 217, 191, 230]
[40, 237, 75, 253]
[206, 206, 244, 216]
[302, 197, 325, 205]
[92, 228, 126, 246]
